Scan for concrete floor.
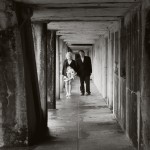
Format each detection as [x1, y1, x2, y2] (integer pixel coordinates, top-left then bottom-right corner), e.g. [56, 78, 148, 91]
[0, 79, 135, 150]
[35, 78, 135, 150]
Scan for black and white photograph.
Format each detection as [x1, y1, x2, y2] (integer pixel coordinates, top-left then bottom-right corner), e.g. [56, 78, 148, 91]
[0, 0, 149, 150]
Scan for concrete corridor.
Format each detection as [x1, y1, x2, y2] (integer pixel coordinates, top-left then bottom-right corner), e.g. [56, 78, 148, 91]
[31, 78, 134, 150]
[1, 0, 150, 149]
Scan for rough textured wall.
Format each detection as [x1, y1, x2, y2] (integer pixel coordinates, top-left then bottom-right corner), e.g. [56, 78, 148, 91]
[16, 3, 47, 145]
[0, 0, 28, 146]
[59, 39, 64, 93]
[32, 23, 47, 128]
[93, 33, 115, 112]
[119, 6, 142, 149]
[113, 31, 120, 119]
[119, 19, 127, 130]
[47, 30, 56, 109]
[56, 36, 60, 99]
[93, 36, 107, 99]
[59, 39, 68, 93]
[107, 33, 114, 109]
[141, 5, 150, 150]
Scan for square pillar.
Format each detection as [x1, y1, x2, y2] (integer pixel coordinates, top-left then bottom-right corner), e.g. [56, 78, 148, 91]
[47, 30, 56, 109]
[56, 35, 60, 99]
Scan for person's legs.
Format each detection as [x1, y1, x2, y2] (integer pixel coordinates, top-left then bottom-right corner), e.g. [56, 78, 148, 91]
[85, 76, 91, 94]
[65, 81, 69, 96]
[68, 80, 72, 96]
[80, 76, 85, 94]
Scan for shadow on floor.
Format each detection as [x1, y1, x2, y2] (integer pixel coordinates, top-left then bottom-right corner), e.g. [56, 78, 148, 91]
[0, 79, 135, 150]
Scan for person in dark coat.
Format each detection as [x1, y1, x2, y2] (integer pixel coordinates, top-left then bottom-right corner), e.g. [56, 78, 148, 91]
[62, 52, 77, 98]
[76, 50, 92, 96]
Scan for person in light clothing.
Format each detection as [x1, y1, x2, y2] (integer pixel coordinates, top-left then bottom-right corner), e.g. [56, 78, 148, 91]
[62, 52, 77, 98]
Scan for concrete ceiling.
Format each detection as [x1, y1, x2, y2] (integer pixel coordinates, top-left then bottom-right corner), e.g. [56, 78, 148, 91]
[14, 0, 141, 51]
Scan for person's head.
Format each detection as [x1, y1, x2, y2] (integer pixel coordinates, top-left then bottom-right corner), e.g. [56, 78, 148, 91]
[79, 50, 85, 58]
[66, 52, 72, 60]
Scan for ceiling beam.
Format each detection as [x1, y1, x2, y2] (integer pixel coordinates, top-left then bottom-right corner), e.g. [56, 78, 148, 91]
[57, 33, 104, 37]
[32, 8, 128, 21]
[63, 39, 99, 42]
[60, 35, 100, 39]
[30, 2, 138, 9]
[14, 0, 141, 5]
[32, 17, 120, 22]
[69, 46, 92, 50]
[57, 30, 107, 35]
[47, 21, 113, 31]
[65, 40, 96, 44]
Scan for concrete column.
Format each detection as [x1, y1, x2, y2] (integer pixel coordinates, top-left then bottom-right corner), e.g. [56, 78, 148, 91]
[141, 9, 150, 150]
[118, 27, 121, 121]
[59, 39, 64, 93]
[47, 30, 56, 109]
[112, 31, 116, 115]
[56, 36, 60, 99]
[16, 3, 47, 144]
[102, 37, 107, 99]
[113, 30, 120, 117]
[119, 18, 126, 130]
[0, 0, 47, 146]
[104, 36, 108, 99]
[107, 32, 114, 110]
[32, 23, 47, 129]
[0, 1, 28, 146]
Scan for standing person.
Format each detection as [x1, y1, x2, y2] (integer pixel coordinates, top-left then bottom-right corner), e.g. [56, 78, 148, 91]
[76, 50, 92, 96]
[62, 52, 77, 98]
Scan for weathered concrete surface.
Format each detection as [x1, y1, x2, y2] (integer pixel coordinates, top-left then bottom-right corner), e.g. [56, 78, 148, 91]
[120, 6, 142, 149]
[32, 23, 47, 129]
[31, 7, 136, 22]
[119, 19, 126, 130]
[92, 34, 114, 110]
[0, 0, 17, 31]
[59, 39, 65, 93]
[93, 36, 107, 99]
[14, 0, 140, 52]
[14, 0, 140, 4]
[141, 7, 150, 150]
[47, 30, 56, 109]
[27, 0, 140, 52]
[55, 35, 60, 99]
[47, 21, 112, 46]
[59, 39, 68, 93]
[1, 1, 150, 150]
[30, 79, 135, 150]
[0, 0, 28, 147]
[16, 3, 47, 145]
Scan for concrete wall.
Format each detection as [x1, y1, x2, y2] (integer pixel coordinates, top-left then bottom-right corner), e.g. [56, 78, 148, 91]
[1, 1, 150, 149]
[47, 31, 68, 108]
[59, 39, 68, 93]
[92, 3, 150, 149]
[47, 30, 56, 109]
[113, 2, 150, 150]
[120, 8, 141, 148]
[93, 36, 108, 99]
[16, 3, 48, 145]
[59, 38, 70, 94]
[102, 5, 143, 149]
[107, 32, 115, 110]
[141, 2, 150, 150]
[0, 0, 49, 146]
[32, 23, 47, 129]
[0, 0, 28, 146]
[92, 33, 114, 110]
[56, 36, 60, 99]
[56, 36, 69, 98]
